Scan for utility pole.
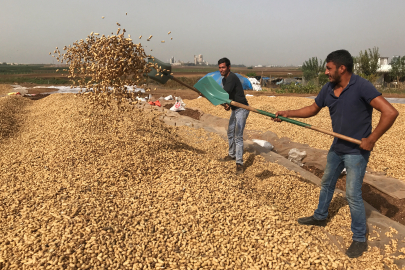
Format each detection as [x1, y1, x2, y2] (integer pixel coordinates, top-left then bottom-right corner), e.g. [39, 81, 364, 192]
[260, 71, 263, 87]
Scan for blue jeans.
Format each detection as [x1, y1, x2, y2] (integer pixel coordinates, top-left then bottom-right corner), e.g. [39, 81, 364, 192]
[228, 108, 249, 165]
[313, 150, 370, 242]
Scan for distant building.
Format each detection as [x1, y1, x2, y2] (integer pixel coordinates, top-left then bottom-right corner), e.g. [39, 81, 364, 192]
[375, 57, 393, 86]
[379, 57, 389, 66]
[194, 54, 208, 65]
[169, 56, 175, 64]
[377, 57, 392, 73]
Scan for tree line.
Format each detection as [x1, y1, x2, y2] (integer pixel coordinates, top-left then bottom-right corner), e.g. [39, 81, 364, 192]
[302, 47, 405, 86]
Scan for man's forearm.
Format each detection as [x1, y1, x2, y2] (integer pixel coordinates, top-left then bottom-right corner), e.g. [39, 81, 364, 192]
[367, 111, 398, 143]
[286, 105, 318, 118]
[275, 102, 321, 121]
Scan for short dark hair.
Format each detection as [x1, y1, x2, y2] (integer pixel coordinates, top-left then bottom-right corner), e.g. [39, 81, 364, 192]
[326, 50, 353, 73]
[218, 57, 231, 67]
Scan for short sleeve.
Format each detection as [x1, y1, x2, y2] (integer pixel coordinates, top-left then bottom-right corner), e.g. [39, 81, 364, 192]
[361, 80, 382, 104]
[314, 83, 329, 108]
[223, 74, 235, 94]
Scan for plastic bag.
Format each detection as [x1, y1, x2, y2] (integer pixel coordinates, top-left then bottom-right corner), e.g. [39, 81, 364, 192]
[252, 139, 274, 151]
[164, 95, 173, 100]
[148, 100, 161, 107]
[170, 97, 186, 111]
[136, 97, 147, 103]
[288, 148, 307, 166]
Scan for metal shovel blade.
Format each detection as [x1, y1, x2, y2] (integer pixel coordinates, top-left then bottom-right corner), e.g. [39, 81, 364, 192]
[194, 76, 232, 106]
[146, 58, 173, 84]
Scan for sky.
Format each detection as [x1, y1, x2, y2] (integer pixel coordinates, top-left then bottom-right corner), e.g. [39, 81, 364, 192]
[1, 0, 404, 66]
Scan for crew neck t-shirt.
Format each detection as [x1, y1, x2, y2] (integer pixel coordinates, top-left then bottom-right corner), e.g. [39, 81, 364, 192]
[222, 72, 248, 110]
[314, 74, 381, 155]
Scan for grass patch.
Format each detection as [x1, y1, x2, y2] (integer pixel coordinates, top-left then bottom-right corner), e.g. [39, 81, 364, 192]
[275, 83, 321, 94]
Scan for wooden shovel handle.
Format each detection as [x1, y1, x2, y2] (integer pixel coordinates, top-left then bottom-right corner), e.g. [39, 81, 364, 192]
[229, 101, 256, 112]
[167, 78, 363, 146]
[230, 101, 362, 145]
[170, 77, 200, 94]
[309, 126, 361, 145]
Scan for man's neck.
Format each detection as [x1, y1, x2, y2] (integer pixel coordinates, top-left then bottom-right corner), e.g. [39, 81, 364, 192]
[224, 70, 231, 78]
[336, 73, 352, 89]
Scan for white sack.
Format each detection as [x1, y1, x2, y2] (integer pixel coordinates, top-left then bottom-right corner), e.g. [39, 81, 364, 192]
[252, 139, 274, 151]
[170, 97, 186, 111]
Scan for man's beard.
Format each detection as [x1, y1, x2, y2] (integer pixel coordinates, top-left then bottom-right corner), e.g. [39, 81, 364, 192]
[331, 70, 341, 84]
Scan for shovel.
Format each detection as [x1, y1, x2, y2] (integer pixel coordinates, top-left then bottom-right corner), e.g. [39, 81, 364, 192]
[146, 58, 361, 145]
[145, 57, 202, 93]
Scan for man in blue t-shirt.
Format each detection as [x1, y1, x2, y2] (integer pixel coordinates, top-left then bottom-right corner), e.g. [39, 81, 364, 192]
[275, 50, 399, 258]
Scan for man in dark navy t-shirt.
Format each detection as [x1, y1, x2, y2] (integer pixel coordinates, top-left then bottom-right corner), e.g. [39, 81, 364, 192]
[275, 50, 399, 258]
[218, 57, 250, 175]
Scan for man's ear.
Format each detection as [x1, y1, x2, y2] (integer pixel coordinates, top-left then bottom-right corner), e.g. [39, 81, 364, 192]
[338, 64, 346, 74]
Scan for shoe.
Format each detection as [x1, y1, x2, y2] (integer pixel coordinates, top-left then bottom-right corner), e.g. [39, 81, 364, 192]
[345, 240, 368, 258]
[236, 164, 244, 175]
[219, 155, 235, 162]
[297, 216, 327, 227]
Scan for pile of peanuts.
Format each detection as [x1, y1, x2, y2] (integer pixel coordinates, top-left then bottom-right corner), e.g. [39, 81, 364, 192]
[0, 93, 404, 269]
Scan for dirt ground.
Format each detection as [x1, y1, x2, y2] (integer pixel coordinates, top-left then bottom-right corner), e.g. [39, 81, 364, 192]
[24, 94, 51, 100]
[148, 88, 200, 100]
[163, 104, 202, 120]
[26, 88, 59, 94]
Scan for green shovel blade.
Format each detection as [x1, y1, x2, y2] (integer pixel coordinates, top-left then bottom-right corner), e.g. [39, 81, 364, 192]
[194, 76, 232, 106]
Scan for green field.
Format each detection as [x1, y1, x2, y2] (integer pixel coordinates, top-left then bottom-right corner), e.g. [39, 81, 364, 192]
[0, 76, 70, 85]
[172, 65, 303, 78]
[0, 64, 67, 75]
[172, 66, 219, 73]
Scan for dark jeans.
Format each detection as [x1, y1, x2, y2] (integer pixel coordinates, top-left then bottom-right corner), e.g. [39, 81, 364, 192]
[313, 150, 370, 242]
